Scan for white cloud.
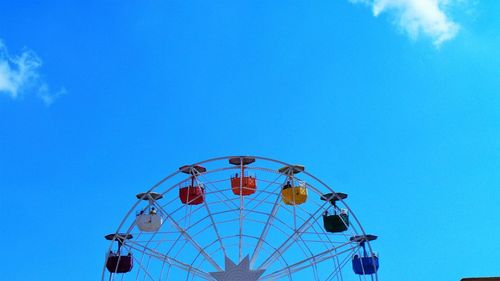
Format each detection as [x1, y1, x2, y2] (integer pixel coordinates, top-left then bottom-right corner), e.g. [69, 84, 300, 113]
[350, 0, 461, 46]
[37, 83, 66, 106]
[0, 40, 64, 105]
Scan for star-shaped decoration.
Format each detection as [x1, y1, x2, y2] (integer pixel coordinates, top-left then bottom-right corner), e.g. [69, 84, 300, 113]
[209, 256, 265, 281]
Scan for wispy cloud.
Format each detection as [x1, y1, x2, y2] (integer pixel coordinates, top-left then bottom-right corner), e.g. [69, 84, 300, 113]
[37, 83, 66, 106]
[0, 40, 64, 105]
[350, 0, 462, 46]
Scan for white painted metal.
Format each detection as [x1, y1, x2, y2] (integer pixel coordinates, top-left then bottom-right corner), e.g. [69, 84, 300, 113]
[102, 156, 378, 281]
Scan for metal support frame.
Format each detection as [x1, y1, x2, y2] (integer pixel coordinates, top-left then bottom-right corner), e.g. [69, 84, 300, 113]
[103, 156, 378, 281]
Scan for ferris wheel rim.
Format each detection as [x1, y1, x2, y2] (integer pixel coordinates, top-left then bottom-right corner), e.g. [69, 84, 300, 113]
[103, 155, 378, 281]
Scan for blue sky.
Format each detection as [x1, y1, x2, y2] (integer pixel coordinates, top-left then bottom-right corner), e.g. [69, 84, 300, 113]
[0, 0, 499, 280]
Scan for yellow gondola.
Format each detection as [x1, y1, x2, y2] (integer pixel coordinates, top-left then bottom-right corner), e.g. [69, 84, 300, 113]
[281, 181, 308, 205]
[279, 163, 308, 206]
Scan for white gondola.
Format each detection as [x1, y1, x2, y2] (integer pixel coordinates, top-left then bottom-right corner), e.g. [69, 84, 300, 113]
[136, 211, 163, 232]
[135, 192, 164, 232]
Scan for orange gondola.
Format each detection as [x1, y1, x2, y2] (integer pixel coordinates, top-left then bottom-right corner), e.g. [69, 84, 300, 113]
[229, 156, 257, 196]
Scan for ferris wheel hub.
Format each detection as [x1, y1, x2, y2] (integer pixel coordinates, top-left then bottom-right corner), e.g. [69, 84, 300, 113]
[209, 256, 265, 281]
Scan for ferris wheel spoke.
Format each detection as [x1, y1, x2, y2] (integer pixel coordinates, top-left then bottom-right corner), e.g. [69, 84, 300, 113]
[118, 244, 157, 281]
[243, 172, 284, 212]
[202, 201, 228, 258]
[245, 173, 285, 267]
[249, 194, 281, 267]
[190, 174, 229, 259]
[239, 193, 244, 262]
[256, 200, 330, 270]
[260, 242, 357, 280]
[153, 203, 224, 271]
[125, 241, 215, 280]
[324, 247, 357, 281]
[196, 174, 240, 210]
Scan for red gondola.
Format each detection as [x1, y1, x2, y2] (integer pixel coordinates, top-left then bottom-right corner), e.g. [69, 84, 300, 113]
[106, 253, 133, 273]
[179, 165, 206, 205]
[104, 234, 133, 274]
[179, 185, 205, 205]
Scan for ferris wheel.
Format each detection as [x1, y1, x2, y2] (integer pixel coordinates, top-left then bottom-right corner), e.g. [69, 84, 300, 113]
[102, 156, 380, 281]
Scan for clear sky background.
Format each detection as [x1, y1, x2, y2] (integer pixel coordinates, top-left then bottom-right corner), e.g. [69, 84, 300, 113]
[0, 0, 499, 280]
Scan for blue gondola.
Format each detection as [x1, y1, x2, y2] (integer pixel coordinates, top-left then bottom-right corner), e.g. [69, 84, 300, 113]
[351, 235, 380, 275]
